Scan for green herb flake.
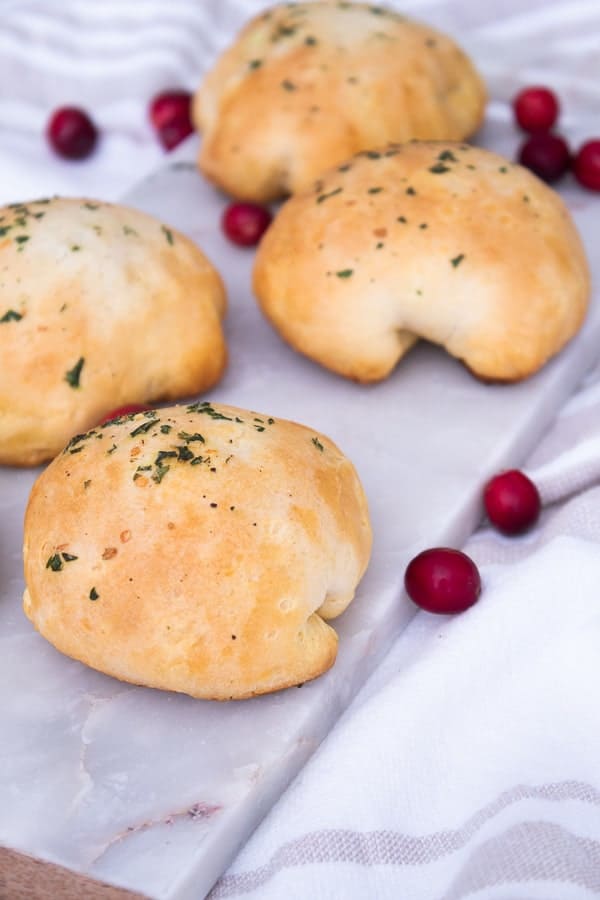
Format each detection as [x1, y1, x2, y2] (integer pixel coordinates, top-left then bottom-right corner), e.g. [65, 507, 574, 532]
[89, 587, 99, 601]
[305, 35, 317, 45]
[130, 419, 157, 437]
[0, 309, 22, 323]
[312, 437, 324, 451]
[336, 269, 354, 279]
[71, 245, 81, 252]
[523, 194, 530, 203]
[152, 462, 170, 484]
[406, 186, 416, 195]
[0, 226, 11, 237]
[123, 225, 138, 236]
[177, 445, 195, 462]
[429, 163, 451, 174]
[187, 401, 234, 421]
[450, 253, 465, 268]
[281, 79, 296, 91]
[338, 163, 352, 172]
[317, 187, 343, 204]
[64, 357, 85, 389]
[365, 151, 381, 159]
[160, 424, 172, 434]
[178, 430, 205, 443]
[249, 58, 262, 69]
[375, 242, 384, 249]
[46, 554, 63, 572]
[107, 443, 117, 455]
[267, 417, 275, 425]
[161, 225, 174, 246]
[438, 150, 457, 162]
[419, 223, 428, 229]
[368, 187, 383, 194]
[83, 202, 100, 211]
[498, 166, 508, 173]
[397, 216, 407, 224]
[15, 235, 29, 244]
[84, 479, 92, 489]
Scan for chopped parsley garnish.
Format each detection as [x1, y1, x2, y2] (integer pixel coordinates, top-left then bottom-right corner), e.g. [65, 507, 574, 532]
[46, 552, 78, 572]
[317, 187, 342, 203]
[178, 431, 205, 443]
[397, 216, 407, 223]
[312, 437, 324, 451]
[429, 163, 451, 174]
[305, 35, 317, 45]
[336, 269, 354, 278]
[406, 186, 416, 195]
[83, 202, 100, 210]
[46, 554, 63, 572]
[281, 79, 296, 91]
[89, 587, 99, 601]
[129, 419, 157, 437]
[450, 254, 465, 267]
[0, 309, 22, 322]
[65, 357, 85, 389]
[249, 59, 262, 69]
[160, 424, 172, 434]
[438, 150, 457, 162]
[187, 401, 235, 421]
[368, 187, 383, 194]
[161, 225, 174, 245]
[15, 235, 29, 244]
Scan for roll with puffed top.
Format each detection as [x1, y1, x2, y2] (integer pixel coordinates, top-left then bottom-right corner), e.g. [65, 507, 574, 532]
[253, 141, 590, 382]
[23, 402, 372, 700]
[193, 1, 486, 201]
[0, 197, 227, 466]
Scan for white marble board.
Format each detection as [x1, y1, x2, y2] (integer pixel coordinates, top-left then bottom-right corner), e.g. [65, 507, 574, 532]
[2, 6, 600, 899]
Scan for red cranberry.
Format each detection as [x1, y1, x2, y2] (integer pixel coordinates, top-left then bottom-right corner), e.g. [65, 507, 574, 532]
[100, 404, 152, 425]
[158, 120, 194, 151]
[518, 132, 570, 182]
[573, 140, 600, 191]
[484, 469, 541, 535]
[222, 203, 272, 247]
[150, 90, 192, 129]
[513, 87, 559, 133]
[149, 90, 194, 151]
[404, 548, 481, 615]
[46, 107, 98, 160]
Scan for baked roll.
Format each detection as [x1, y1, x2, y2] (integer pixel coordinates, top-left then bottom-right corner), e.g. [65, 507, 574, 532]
[0, 197, 226, 467]
[23, 402, 372, 700]
[254, 141, 590, 382]
[193, 1, 486, 201]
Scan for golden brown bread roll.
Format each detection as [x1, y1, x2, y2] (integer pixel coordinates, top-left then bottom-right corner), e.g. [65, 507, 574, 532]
[193, 1, 486, 201]
[23, 402, 372, 700]
[253, 141, 590, 382]
[0, 197, 227, 467]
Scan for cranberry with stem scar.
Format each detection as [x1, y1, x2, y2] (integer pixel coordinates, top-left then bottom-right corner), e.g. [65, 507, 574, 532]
[404, 548, 481, 615]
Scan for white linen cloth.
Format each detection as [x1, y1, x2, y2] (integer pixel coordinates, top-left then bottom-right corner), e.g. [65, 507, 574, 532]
[2, 1, 600, 898]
